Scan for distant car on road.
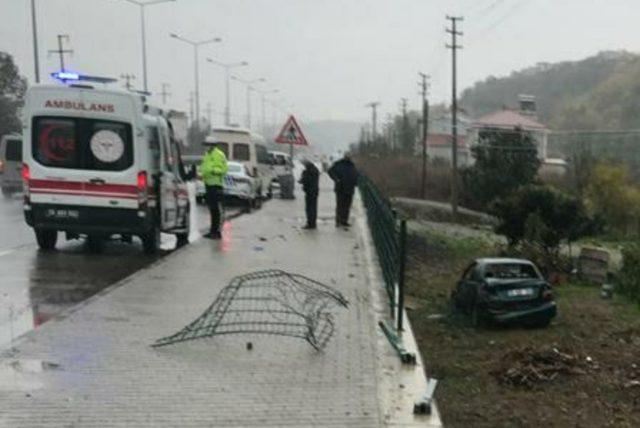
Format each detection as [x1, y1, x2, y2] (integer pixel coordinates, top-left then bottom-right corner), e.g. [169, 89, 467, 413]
[0, 134, 23, 197]
[268, 150, 292, 186]
[223, 161, 260, 212]
[206, 127, 274, 199]
[451, 258, 557, 328]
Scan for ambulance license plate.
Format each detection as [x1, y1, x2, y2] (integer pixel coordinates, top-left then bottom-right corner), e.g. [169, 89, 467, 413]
[45, 208, 80, 220]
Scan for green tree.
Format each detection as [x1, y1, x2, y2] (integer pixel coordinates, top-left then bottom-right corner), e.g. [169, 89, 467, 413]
[0, 52, 27, 137]
[586, 163, 640, 235]
[463, 127, 541, 207]
[491, 184, 592, 253]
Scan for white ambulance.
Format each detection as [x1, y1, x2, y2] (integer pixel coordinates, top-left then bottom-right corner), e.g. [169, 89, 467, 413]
[22, 83, 190, 253]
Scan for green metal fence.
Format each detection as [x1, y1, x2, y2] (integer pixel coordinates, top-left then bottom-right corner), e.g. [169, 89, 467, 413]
[358, 174, 407, 331]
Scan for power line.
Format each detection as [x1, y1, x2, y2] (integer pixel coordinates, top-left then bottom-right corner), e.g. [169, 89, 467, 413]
[159, 83, 171, 104]
[418, 72, 430, 199]
[120, 73, 136, 91]
[366, 102, 380, 143]
[48, 34, 73, 71]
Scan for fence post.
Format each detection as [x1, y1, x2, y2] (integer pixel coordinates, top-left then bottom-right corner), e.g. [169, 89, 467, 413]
[397, 219, 407, 332]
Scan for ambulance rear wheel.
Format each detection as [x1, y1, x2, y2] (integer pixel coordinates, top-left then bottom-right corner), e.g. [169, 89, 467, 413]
[35, 229, 57, 251]
[86, 235, 104, 254]
[142, 226, 160, 254]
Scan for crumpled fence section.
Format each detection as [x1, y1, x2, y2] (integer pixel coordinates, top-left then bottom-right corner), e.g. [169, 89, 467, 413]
[153, 270, 349, 350]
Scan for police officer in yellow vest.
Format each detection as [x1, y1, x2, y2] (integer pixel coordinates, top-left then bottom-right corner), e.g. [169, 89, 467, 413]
[200, 141, 228, 239]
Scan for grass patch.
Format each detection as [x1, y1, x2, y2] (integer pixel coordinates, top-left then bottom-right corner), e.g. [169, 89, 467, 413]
[406, 223, 640, 428]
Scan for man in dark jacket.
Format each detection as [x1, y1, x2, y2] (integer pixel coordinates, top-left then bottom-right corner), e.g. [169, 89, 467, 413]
[328, 154, 358, 227]
[299, 159, 320, 229]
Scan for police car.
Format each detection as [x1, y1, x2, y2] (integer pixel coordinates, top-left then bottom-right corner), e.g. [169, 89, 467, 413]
[22, 72, 190, 253]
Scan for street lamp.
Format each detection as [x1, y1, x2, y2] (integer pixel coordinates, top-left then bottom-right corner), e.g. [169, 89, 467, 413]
[207, 58, 248, 126]
[123, 0, 176, 93]
[30, 0, 40, 83]
[170, 33, 222, 126]
[230, 76, 265, 130]
[256, 88, 279, 135]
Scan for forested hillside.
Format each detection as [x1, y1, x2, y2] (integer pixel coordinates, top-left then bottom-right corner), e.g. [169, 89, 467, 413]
[460, 51, 640, 130]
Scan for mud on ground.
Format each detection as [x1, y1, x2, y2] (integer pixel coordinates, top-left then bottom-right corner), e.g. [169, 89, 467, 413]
[406, 222, 640, 428]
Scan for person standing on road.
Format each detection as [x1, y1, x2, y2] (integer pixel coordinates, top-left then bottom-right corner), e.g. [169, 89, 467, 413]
[299, 159, 320, 230]
[200, 141, 228, 239]
[328, 154, 358, 228]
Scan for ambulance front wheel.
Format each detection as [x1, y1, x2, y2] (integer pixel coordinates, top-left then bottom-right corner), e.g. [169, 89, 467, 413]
[35, 229, 57, 251]
[142, 226, 160, 254]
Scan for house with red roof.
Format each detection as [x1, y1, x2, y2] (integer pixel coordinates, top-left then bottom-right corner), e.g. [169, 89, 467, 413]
[469, 95, 550, 160]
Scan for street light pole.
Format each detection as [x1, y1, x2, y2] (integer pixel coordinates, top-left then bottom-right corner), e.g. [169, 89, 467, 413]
[231, 76, 265, 130]
[123, 0, 175, 93]
[30, 0, 40, 83]
[207, 59, 248, 126]
[170, 33, 221, 127]
[257, 88, 279, 135]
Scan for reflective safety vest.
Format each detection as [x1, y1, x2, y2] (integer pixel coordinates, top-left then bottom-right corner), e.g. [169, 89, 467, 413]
[200, 147, 228, 186]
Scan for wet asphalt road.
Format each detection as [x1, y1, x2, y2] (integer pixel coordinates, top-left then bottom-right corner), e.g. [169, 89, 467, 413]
[0, 192, 245, 349]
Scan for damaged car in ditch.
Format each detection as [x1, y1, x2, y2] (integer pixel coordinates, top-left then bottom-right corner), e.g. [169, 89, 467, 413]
[451, 258, 557, 328]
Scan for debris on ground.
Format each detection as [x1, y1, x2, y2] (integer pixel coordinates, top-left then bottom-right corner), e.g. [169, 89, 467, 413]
[492, 346, 593, 389]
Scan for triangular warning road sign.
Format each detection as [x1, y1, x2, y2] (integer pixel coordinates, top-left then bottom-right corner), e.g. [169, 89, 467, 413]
[275, 115, 309, 146]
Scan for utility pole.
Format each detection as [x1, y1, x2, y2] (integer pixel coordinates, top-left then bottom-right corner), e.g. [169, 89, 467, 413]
[120, 74, 136, 91]
[419, 72, 430, 199]
[400, 98, 409, 153]
[48, 34, 73, 71]
[446, 15, 463, 218]
[159, 83, 171, 104]
[204, 102, 213, 127]
[365, 102, 380, 144]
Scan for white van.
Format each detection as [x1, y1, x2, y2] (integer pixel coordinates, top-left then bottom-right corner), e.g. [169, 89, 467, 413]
[22, 84, 190, 253]
[0, 134, 23, 196]
[205, 127, 274, 199]
[268, 150, 293, 179]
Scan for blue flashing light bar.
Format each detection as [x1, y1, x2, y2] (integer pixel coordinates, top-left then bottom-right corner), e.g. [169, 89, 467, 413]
[52, 71, 80, 81]
[50, 71, 117, 84]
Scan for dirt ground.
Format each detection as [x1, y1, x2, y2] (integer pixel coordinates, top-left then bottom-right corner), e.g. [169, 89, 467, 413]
[406, 221, 640, 428]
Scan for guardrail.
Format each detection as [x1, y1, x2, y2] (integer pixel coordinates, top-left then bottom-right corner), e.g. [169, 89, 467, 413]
[358, 174, 407, 331]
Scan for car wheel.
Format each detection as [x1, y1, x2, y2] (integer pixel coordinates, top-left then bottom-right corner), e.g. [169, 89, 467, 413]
[267, 184, 273, 199]
[35, 229, 57, 251]
[86, 235, 104, 254]
[142, 225, 160, 255]
[527, 317, 552, 329]
[471, 304, 485, 328]
[253, 190, 262, 209]
[244, 198, 252, 213]
[176, 233, 189, 248]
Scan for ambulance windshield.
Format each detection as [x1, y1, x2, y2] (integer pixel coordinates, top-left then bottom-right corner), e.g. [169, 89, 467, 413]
[32, 116, 133, 171]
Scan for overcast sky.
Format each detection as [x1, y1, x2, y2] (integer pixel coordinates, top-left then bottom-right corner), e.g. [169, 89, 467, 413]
[1, 0, 638, 127]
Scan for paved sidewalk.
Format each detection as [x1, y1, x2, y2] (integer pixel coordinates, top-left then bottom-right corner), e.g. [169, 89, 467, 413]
[0, 178, 441, 427]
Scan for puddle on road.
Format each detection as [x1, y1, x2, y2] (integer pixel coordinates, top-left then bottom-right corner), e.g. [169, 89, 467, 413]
[0, 184, 245, 352]
[0, 359, 60, 392]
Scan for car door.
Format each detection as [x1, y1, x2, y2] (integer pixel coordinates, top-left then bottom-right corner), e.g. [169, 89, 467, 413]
[171, 138, 189, 227]
[255, 144, 271, 191]
[156, 120, 178, 230]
